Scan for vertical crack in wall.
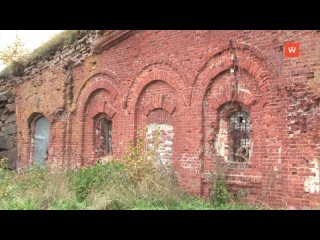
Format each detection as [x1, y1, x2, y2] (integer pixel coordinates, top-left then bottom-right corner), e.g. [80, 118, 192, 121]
[64, 66, 75, 167]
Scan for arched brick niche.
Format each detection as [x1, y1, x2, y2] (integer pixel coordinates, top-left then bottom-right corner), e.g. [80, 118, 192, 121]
[26, 112, 52, 167]
[201, 70, 268, 198]
[126, 64, 189, 174]
[81, 89, 116, 166]
[125, 63, 189, 112]
[75, 74, 118, 167]
[135, 80, 177, 170]
[192, 44, 279, 199]
[75, 72, 119, 105]
[191, 41, 279, 107]
[202, 70, 260, 168]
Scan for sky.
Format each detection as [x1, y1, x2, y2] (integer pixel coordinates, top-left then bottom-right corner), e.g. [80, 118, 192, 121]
[0, 30, 63, 71]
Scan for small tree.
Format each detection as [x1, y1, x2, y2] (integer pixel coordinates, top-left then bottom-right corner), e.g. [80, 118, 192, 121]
[0, 36, 29, 66]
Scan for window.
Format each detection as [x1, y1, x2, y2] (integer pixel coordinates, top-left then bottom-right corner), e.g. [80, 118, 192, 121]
[215, 105, 252, 162]
[101, 119, 112, 154]
[96, 118, 112, 157]
[228, 111, 251, 162]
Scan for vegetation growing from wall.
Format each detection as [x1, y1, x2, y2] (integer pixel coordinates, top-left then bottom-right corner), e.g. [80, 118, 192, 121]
[209, 159, 249, 207]
[0, 30, 91, 78]
[0, 37, 29, 66]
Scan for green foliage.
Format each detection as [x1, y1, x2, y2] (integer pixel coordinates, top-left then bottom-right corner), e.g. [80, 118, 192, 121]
[0, 156, 8, 169]
[3, 197, 42, 210]
[0, 161, 260, 210]
[210, 160, 231, 206]
[0, 134, 261, 210]
[210, 173, 230, 206]
[123, 131, 158, 184]
[209, 160, 251, 207]
[68, 162, 125, 202]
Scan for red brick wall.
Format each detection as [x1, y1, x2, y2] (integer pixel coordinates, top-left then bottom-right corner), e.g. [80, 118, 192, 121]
[14, 30, 320, 209]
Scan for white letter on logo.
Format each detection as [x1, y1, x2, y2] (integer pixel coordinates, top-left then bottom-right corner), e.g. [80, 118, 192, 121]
[288, 47, 296, 53]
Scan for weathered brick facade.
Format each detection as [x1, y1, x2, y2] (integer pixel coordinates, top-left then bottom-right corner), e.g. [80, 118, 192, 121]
[9, 30, 320, 209]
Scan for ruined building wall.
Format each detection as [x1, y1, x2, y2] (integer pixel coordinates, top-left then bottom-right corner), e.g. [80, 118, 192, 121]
[10, 30, 320, 209]
[0, 90, 16, 169]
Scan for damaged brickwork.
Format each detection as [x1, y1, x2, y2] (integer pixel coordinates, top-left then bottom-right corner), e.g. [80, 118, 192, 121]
[146, 123, 174, 168]
[1, 30, 320, 209]
[0, 90, 16, 169]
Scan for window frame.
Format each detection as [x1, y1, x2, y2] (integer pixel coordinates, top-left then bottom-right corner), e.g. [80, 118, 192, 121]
[216, 103, 253, 163]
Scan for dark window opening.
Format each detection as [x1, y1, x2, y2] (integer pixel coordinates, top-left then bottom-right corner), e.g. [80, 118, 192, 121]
[94, 115, 113, 159]
[99, 118, 112, 155]
[228, 111, 251, 162]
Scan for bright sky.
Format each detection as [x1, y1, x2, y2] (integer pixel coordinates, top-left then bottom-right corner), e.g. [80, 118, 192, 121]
[0, 30, 63, 71]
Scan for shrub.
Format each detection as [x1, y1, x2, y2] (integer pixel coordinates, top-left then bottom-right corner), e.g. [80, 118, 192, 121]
[123, 130, 158, 184]
[68, 162, 125, 202]
[0, 132, 260, 210]
[210, 160, 231, 206]
[210, 173, 230, 206]
[0, 156, 8, 170]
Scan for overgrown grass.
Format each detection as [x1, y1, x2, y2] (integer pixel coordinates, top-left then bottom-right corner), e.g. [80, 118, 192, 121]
[0, 162, 262, 210]
[0, 30, 90, 78]
[0, 132, 262, 210]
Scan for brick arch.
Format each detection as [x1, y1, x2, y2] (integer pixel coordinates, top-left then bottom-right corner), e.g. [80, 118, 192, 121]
[132, 78, 182, 171]
[28, 112, 52, 126]
[140, 93, 177, 116]
[74, 74, 119, 166]
[76, 78, 118, 118]
[75, 72, 119, 113]
[210, 85, 257, 110]
[191, 42, 278, 106]
[196, 46, 274, 187]
[89, 107, 116, 121]
[125, 63, 189, 110]
[85, 70, 119, 86]
[216, 100, 252, 119]
[133, 79, 177, 126]
[212, 100, 254, 135]
[27, 112, 53, 146]
[138, 57, 192, 85]
[80, 103, 116, 166]
[193, 41, 279, 84]
[86, 97, 116, 119]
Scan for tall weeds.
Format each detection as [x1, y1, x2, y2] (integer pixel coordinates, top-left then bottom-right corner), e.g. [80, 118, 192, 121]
[0, 132, 259, 210]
